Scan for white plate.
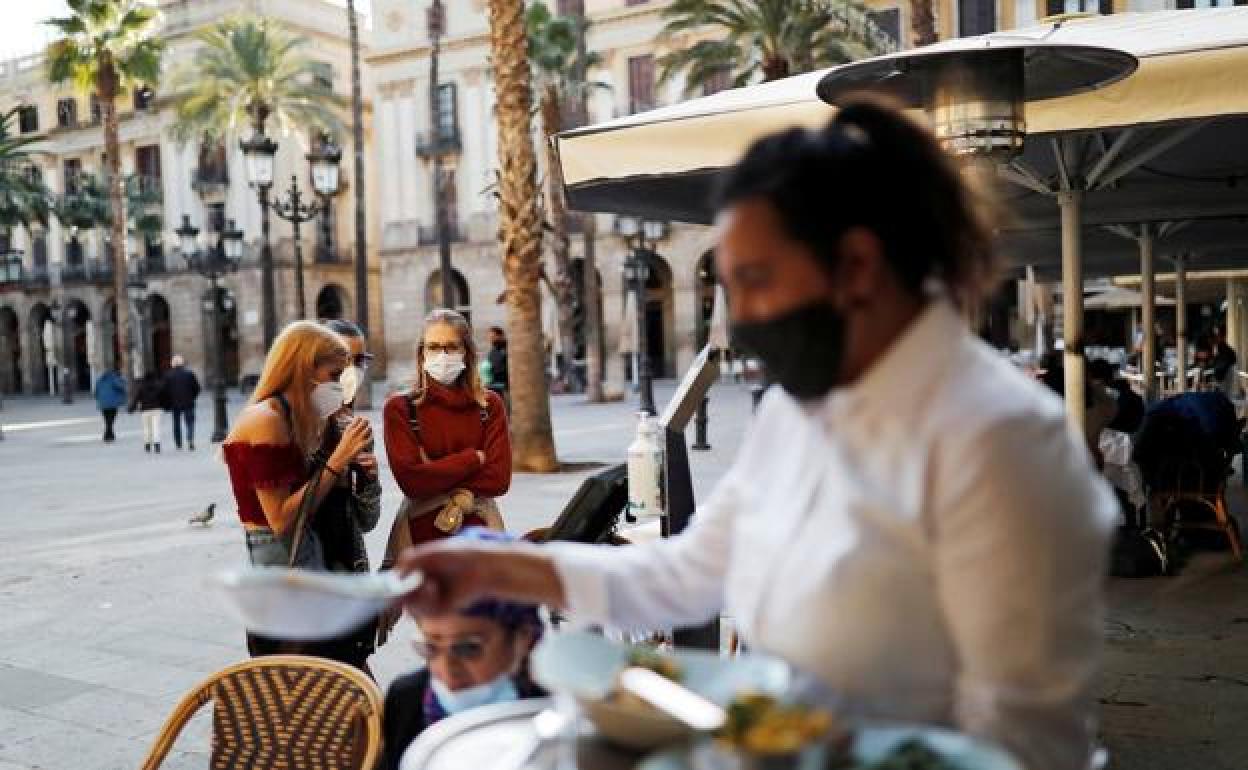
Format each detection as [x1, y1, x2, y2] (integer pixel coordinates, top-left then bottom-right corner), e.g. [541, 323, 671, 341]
[531, 631, 791, 750]
[211, 567, 422, 640]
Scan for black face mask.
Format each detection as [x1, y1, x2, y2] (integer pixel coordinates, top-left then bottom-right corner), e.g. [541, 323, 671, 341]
[731, 301, 847, 400]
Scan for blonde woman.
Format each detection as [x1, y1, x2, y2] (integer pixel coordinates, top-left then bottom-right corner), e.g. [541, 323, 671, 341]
[381, 309, 511, 564]
[222, 321, 373, 657]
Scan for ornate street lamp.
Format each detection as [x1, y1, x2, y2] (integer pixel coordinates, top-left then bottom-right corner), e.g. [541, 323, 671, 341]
[180, 214, 243, 443]
[240, 129, 279, 347]
[615, 215, 669, 415]
[307, 136, 343, 262]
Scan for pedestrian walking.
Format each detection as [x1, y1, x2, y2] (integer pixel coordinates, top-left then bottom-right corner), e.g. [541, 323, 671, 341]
[221, 320, 374, 658]
[399, 96, 1117, 770]
[93, 366, 127, 443]
[485, 325, 509, 411]
[163, 354, 201, 451]
[128, 371, 168, 453]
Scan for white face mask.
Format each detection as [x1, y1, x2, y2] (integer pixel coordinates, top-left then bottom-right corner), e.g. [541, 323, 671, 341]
[430, 672, 518, 715]
[424, 351, 466, 386]
[339, 365, 364, 406]
[310, 381, 345, 419]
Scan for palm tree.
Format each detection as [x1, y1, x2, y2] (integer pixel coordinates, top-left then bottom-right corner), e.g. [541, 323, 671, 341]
[167, 15, 344, 144]
[45, 0, 163, 383]
[487, 0, 559, 472]
[0, 109, 52, 239]
[658, 0, 893, 92]
[526, 2, 604, 394]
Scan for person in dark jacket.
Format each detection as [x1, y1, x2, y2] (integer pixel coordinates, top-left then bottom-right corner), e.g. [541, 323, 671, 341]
[163, 355, 202, 450]
[485, 325, 509, 412]
[129, 371, 168, 453]
[93, 367, 128, 443]
[380, 530, 545, 770]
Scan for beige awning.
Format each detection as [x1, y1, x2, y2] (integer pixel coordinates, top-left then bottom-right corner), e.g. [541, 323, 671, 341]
[556, 9, 1248, 222]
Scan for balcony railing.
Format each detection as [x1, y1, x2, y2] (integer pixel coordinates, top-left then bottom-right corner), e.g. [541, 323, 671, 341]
[192, 165, 229, 195]
[415, 129, 462, 158]
[417, 223, 465, 245]
[60, 259, 113, 285]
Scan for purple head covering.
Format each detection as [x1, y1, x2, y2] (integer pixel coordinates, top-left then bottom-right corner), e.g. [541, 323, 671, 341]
[456, 528, 544, 640]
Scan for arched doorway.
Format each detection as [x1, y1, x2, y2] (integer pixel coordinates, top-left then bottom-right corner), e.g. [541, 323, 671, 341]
[315, 283, 351, 321]
[27, 303, 50, 394]
[426, 269, 471, 322]
[695, 251, 717, 348]
[147, 294, 172, 373]
[642, 251, 673, 378]
[202, 287, 241, 386]
[67, 299, 91, 391]
[0, 306, 20, 394]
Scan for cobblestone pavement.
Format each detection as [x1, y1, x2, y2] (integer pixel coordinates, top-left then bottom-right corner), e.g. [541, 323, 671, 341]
[1, 384, 1246, 769]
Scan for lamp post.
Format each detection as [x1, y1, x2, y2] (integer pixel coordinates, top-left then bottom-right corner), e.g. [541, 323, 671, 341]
[426, 0, 455, 311]
[240, 118, 278, 347]
[616, 216, 668, 416]
[179, 214, 243, 443]
[306, 137, 343, 263]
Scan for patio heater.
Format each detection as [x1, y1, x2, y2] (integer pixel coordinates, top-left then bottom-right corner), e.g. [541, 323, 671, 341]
[816, 40, 1137, 428]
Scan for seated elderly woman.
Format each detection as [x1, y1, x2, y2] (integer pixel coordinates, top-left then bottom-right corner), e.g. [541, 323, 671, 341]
[380, 531, 546, 770]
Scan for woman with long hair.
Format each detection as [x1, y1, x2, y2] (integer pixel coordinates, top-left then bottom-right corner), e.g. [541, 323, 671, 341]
[400, 96, 1117, 770]
[222, 320, 373, 657]
[379, 310, 511, 636]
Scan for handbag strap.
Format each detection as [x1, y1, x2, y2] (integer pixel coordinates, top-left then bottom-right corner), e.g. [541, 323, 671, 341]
[271, 392, 324, 568]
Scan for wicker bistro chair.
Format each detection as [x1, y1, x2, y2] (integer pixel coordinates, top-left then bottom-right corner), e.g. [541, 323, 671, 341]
[140, 655, 384, 770]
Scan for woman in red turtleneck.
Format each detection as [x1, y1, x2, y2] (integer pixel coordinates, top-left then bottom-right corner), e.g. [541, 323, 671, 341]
[382, 309, 511, 556]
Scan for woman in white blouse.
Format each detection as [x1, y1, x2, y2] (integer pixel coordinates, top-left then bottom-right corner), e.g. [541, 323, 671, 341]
[399, 96, 1117, 770]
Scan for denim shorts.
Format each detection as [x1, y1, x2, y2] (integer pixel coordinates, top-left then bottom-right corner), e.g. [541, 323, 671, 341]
[244, 527, 324, 570]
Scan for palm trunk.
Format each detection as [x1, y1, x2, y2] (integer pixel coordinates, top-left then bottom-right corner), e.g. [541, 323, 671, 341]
[347, 0, 373, 406]
[911, 0, 938, 46]
[99, 59, 130, 383]
[540, 85, 580, 393]
[487, 0, 558, 472]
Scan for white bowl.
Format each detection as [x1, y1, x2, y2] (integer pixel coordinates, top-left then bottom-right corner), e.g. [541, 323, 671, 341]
[211, 567, 422, 640]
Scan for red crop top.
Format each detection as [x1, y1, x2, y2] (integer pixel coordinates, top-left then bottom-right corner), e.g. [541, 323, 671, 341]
[222, 441, 307, 528]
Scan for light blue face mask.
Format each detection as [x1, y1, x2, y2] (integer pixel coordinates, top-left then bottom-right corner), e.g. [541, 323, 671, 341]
[431, 673, 519, 715]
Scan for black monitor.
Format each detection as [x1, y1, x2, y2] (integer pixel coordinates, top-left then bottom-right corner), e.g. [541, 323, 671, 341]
[543, 463, 629, 544]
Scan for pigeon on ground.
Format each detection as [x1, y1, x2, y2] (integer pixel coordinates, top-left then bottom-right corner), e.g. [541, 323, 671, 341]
[189, 503, 216, 527]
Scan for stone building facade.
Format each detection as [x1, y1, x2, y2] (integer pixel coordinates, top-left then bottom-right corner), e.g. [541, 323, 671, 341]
[0, 0, 382, 397]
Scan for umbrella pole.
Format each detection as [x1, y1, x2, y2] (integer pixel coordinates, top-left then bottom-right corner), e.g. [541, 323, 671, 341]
[1176, 254, 1188, 393]
[1059, 189, 1086, 430]
[1140, 225, 1157, 403]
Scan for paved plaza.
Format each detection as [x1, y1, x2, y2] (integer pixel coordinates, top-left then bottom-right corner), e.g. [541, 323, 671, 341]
[0, 383, 1246, 769]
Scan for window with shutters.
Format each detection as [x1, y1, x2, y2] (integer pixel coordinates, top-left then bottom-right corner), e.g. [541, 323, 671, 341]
[1046, 0, 1114, 13]
[869, 8, 902, 48]
[136, 145, 161, 195]
[18, 106, 38, 133]
[56, 98, 77, 129]
[958, 0, 996, 36]
[1177, 0, 1245, 7]
[628, 54, 656, 114]
[63, 159, 82, 195]
[89, 94, 102, 124]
